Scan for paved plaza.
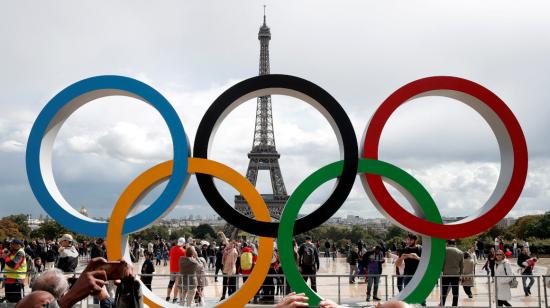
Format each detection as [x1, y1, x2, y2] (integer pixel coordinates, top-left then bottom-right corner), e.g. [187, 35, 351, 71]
[1, 255, 548, 307]
[129, 255, 549, 307]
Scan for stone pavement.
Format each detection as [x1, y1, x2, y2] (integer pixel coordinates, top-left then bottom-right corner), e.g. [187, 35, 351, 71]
[1, 255, 547, 307]
[131, 255, 549, 307]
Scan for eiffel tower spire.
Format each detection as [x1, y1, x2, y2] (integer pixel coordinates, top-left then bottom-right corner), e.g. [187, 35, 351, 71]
[230, 8, 289, 238]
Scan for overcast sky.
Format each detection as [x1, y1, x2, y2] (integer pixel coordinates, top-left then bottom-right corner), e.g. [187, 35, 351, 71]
[1, 1, 549, 223]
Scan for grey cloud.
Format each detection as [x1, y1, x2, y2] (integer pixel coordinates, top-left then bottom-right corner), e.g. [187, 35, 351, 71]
[1, 1, 550, 221]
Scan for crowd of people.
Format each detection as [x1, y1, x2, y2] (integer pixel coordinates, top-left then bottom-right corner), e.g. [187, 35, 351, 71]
[344, 234, 539, 307]
[0, 229, 544, 307]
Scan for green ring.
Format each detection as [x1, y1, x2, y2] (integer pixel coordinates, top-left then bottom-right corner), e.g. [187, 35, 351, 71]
[278, 159, 445, 305]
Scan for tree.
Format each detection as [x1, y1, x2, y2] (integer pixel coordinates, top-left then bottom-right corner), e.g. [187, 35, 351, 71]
[4, 214, 31, 237]
[385, 225, 407, 241]
[525, 212, 550, 239]
[30, 220, 69, 240]
[192, 224, 217, 239]
[0, 218, 24, 240]
[508, 215, 540, 239]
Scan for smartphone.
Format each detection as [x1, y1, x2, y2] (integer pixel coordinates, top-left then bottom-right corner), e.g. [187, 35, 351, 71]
[95, 261, 127, 280]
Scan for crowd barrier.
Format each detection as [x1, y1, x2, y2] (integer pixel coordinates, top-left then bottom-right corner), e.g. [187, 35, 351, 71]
[0, 271, 549, 307]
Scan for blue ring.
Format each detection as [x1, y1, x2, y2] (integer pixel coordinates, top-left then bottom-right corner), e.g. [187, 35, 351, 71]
[26, 75, 189, 237]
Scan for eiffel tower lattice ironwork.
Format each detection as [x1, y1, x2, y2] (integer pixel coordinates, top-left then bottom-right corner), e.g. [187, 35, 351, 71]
[225, 8, 289, 239]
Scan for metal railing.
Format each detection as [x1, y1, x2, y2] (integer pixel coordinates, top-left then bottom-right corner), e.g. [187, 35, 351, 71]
[1, 271, 549, 307]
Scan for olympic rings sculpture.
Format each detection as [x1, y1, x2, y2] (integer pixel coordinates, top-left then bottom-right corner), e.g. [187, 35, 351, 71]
[26, 74, 528, 306]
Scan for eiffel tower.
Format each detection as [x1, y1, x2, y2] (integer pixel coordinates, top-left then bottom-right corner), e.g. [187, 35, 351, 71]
[225, 8, 289, 239]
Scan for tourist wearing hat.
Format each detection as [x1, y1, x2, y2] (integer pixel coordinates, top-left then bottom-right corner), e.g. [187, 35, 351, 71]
[166, 237, 186, 303]
[2, 238, 28, 302]
[56, 234, 78, 273]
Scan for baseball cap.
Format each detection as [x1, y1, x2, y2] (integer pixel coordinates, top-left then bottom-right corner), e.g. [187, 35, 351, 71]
[10, 239, 23, 245]
[177, 237, 186, 246]
[59, 234, 74, 242]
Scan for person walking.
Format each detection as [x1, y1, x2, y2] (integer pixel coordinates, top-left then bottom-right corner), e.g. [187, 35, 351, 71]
[365, 246, 385, 302]
[440, 239, 463, 306]
[298, 236, 320, 292]
[483, 248, 496, 279]
[461, 252, 475, 299]
[494, 250, 513, 306]
[517, 247, 535, 296]
[347, 246, 359, 283]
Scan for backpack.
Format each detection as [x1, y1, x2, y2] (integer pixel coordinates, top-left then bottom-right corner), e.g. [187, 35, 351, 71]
[240, 251, 253, 271]
[302, 244, 316, 266]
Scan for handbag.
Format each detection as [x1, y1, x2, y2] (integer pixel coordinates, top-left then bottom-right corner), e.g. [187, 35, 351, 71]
[503, 264, 518, 288]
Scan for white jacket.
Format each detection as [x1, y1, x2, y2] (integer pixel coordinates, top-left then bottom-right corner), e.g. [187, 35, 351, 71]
[494, 260, 513, 301]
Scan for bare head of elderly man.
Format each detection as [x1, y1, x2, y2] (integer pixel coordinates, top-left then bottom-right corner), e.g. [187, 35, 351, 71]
[376, 300, 412, 308]
[15, 291, 55, 308]
[31, 268, 70, 299]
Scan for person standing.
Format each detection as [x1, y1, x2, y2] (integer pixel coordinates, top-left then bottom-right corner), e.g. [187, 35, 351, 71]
[512, 239, 518, 258]
[347, 246, 359, 283]
[517, 247, 534, 296]
[398, 234, 425, 306]
[220, 240, 238, 300]
[440, 239, 463, 306]
[195, 252, 208, 306]
[330, 243, 337, 261]
[476, 239, 485, 260]
[214, 244, 224, 282]
[2, 239, 27, 303]
[90, 238, 105, 259]
[207, 243, 216, 270]
[141, 251, 155, 291]
[298, 236, 320, 292]
[365, 246, 385, 302]
[494, 250, 513, 306]
[461, 252, 475, 299]
[56, 234, 78, 273]
[179, 246, 201, 307]
[166, 237, 186, 303]
[392, 249, 406, 292]
[239, 244, 256, 283]
[324, 240, 331, 258]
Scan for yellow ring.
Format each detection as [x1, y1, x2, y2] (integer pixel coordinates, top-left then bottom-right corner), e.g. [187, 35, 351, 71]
[106, 158, 274, 307]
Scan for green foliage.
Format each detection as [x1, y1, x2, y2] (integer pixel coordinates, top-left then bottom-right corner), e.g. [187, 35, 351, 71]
[508, 215, 540, 239]
[525, 212, 550, 239]
[30, 219, 69, 240]
[192, 224, 217, 239]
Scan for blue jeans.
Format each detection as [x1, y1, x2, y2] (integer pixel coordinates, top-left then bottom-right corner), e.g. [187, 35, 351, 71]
[522, 272, 534, 294]
[366, 275, 380, 299]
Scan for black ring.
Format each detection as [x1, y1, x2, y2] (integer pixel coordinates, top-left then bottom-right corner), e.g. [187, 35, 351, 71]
[193, 74, 358, 237]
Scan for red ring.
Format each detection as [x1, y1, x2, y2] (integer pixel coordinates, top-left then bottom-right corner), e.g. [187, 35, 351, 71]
[362, 76, 528, 239]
